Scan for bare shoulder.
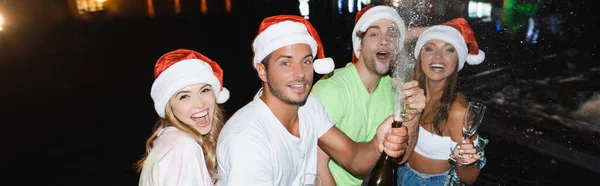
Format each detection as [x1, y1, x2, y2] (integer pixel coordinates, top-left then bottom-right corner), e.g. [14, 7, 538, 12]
[447, 93, 468, 140]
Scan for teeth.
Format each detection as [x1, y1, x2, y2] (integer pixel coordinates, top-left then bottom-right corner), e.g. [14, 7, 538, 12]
[191, 110, 208, 118]
[431, 64, 444, 68]
[290, 84, 304, 88]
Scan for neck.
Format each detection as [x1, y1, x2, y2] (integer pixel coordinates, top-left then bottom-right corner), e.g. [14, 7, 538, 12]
[425, 79, 445, 102]
[355, 59, 383, 94]
[260, 86, 301, 137]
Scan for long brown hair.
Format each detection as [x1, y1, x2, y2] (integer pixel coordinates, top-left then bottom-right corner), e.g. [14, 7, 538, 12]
[136, 102, 225, 183]
[412, 54, 459, 135]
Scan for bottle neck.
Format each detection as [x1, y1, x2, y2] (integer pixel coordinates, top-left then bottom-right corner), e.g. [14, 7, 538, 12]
[392, 120, 402, 128]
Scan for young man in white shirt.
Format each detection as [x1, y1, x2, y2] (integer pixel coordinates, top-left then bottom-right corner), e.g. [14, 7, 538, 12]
[216, 15, 425, 186]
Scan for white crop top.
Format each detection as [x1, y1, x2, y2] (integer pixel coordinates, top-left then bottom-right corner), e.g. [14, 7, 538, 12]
[414, 125, 479, 160]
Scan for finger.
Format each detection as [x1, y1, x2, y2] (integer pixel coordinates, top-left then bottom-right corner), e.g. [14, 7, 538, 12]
[460, 149, 477, 154]
[401, 80, 419, 90]
[459, 143, 474, 149]
[385, 132, 407, 144]
[390, 125, 409, 136]
[384, 139, 408, 151]
[461, 138, 472, 144]
[383, 146, 406, 158]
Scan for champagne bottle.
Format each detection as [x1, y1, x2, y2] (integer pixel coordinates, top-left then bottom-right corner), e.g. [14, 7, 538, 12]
[361, 120, 402, 186]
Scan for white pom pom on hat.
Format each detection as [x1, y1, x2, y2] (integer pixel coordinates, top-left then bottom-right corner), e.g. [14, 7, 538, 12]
[413, 18, 485, 71]
[150, 49, 229, 118]
[252, 15, 335, 74]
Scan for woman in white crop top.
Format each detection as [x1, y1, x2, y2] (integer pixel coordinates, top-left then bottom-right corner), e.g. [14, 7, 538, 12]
[396, 18, 488, 186]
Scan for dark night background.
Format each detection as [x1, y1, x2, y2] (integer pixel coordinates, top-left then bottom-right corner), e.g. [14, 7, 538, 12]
[0, 0, 598, 185]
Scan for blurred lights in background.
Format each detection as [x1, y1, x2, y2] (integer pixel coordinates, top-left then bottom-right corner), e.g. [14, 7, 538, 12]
[468, 1, 492, 22]
[299, 0, 309, 19]
[76, 0, 105, 14]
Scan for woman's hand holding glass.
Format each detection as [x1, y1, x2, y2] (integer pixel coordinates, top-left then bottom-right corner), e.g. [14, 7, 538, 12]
[450, 138, 481, 166]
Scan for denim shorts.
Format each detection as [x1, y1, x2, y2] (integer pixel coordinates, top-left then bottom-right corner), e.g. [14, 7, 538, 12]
[397, 163, 449, 186]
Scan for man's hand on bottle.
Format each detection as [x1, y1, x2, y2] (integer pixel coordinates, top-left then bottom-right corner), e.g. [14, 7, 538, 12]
[375, 116, 409, 158]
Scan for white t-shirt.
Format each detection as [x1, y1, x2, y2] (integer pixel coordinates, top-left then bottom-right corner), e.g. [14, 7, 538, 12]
[216, 88, 334, 186]
[139, 127, 213, 186]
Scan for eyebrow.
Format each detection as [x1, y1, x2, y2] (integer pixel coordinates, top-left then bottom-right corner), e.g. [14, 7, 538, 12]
[175, 84, 211, 96]
[365, 25, 381, 32]
[424, 42, 454, 47]
[275, 54, 313, 60]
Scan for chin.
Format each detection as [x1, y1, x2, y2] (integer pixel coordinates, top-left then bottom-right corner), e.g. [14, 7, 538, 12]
[198, 125, 213, 135]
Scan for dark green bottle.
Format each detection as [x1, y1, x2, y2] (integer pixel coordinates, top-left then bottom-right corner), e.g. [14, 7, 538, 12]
[361, 120, 402, 186]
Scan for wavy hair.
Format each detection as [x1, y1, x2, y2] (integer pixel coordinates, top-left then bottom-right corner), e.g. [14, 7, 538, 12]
[412, 55, 459, 135]
[136, 103, 225, 183]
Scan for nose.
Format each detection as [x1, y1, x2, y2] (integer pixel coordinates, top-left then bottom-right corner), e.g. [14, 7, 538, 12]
[380, 37, 389, 46]
[192, 96, 206, 108]
[292, 62, 307, 78]
[435, 50, 443, 59]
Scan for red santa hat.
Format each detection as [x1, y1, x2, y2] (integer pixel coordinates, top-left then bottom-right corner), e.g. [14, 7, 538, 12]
[150, 49, 229, 118]
[414, 17, 485, 71]
[252, 15, 334, 74]
[352, 5, 406, 63]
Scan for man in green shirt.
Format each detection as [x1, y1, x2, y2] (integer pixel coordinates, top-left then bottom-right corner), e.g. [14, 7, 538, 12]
[311, 5, 426, 186]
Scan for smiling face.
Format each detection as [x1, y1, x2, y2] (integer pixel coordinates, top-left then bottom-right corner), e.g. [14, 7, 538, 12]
[419, 39, 459, 82]
[257, 43, 314, 106]
[358, 18, 400, 76]
[168, 83, 217, 135]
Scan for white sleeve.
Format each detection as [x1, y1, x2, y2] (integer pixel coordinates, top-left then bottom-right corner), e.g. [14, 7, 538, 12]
[156, 139, 212, 186]
[309, 96, 335, 137]
[218, 134, 274, 186]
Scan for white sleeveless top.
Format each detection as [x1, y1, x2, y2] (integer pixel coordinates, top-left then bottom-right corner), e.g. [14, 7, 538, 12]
[415, 125, 477, 160]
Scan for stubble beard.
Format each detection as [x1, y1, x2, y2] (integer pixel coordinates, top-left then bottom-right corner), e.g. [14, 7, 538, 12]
[266, 75, 309, 106]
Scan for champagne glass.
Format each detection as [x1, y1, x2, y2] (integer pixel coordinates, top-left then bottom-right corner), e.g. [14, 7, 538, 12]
[299, 173, 321, 186]
[449, 101, 486, 162]
[462, 101, 486, 139]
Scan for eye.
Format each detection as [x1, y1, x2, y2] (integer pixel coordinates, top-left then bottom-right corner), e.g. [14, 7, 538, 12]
[201, 87, 213, 93]
[302, 59, 313, 65]
[369, 33, 379, 37]
[178, 95, 189, 100]
[445, 48, 456, 53]
[424, 46, 434, 52]
[280, 61, 289, 66]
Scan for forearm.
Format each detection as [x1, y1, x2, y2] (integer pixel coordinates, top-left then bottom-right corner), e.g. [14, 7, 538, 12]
[456, 164, 480, 185]
[317, 147, 336, 186]
[328, 140, 380, 177]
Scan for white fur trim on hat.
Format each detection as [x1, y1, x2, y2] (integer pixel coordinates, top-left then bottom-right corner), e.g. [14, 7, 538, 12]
[352, 6, 406, 60]
[314, 57, 335, 74]
[217, 87, 230, 104]
[466, 49, 485, 65]
[150, 59, 225, 118]
[413, 25, 469, 71]
[252, 21, 318, 67]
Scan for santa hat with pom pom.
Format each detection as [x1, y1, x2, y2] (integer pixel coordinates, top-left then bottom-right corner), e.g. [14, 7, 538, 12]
[414, 17, 485, 71]
[252, 15, 335, 74]
[352, 5, 406, 63]
[150, 49, 230, 118]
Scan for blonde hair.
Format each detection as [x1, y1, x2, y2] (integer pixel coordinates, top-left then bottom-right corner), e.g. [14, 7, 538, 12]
[136, 103, 225, 183]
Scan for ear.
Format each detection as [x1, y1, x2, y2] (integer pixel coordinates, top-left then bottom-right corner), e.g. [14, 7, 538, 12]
[256, 63, 268, 83]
